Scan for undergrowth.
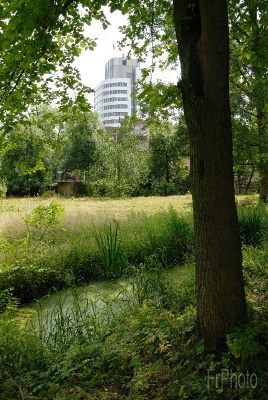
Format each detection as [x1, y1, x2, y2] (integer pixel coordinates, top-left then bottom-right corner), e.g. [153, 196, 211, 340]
[238, 203, 268, 246]
[0, 258, 268, 399]
[0, 203, 194, 305]
[0, 197, 268, 398]
[1, 200, 266, 306]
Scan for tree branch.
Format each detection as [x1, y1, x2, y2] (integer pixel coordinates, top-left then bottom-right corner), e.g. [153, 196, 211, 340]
[62, 0, 78, 11]
[230, 80, 251, 98]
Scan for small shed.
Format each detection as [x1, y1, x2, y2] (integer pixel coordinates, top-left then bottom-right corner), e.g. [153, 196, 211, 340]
[57, 181, 81, 195]
[55, 174, 81, 195]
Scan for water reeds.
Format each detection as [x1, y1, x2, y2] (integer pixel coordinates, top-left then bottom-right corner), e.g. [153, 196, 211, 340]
[93, 221, 122, 280]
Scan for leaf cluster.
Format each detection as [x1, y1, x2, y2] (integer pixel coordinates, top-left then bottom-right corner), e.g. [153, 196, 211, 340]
[0, 0, 109, 129]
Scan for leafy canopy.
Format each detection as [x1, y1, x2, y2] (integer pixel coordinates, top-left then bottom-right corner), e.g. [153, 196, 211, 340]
[0, 0, 182, 130]
[0, 0, 110, 130]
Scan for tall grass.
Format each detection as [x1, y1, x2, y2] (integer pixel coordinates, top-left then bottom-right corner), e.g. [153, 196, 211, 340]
[35, 287, 116, 351]
[1, 253, 267, 400]
[93, 221, 122, 280]
[0, 198, 194, 306]
[238, 203, 268, 246]
[0, 195, 193, 237]
[1, 195, 265, 307]
[1, 195, 268, 399]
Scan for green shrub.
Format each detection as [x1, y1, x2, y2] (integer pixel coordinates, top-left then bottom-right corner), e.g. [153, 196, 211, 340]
[227, 324, 265, 367]
[0, 263, 64, 303]
[64, 248, 101, 284]
[150, 174, 191, 197]
[77, 181, 95, 196]
[93, 178, 116, 197]
[238, 204, 268, 246]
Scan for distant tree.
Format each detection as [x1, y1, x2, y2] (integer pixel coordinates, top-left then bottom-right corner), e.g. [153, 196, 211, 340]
[61, 111, 104, 179]
[229, 0, 268, 200]
[0, 122, 53, 195]
[93, 117, 149, 197]
[148, 121, 190, 195]
[149, 123, 180, 183]
[0, 105, 71, 195]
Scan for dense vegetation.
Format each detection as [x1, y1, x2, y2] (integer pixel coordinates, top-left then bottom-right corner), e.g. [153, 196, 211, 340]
[0, 195, 268, 399]
[0, 196, 193, 304]
[1, 0, 268, 397]
[0, 111, 190, 198]
[1, 0, 268, 342]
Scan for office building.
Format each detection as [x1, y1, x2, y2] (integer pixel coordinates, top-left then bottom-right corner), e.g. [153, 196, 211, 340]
[94, 56, 141, 127]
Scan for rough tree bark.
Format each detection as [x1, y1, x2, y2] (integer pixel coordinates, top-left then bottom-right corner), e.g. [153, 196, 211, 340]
[173, 0, 247, 341]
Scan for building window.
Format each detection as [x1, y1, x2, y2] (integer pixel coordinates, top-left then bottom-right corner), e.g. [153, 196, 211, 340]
[103, 97, 128, 103]
[103, 119, 120, 125]
[103, 104, 128, 110]
[102, 112, 128, 117]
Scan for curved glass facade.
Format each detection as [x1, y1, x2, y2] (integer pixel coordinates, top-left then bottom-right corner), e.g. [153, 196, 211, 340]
[94, 57, 141, 127]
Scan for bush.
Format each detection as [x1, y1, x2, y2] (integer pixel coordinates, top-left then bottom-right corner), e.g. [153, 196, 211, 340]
[93, 178, 116, 197]
[148, 164, 191, 197]
[238, 204, 268, 246]
[77, 181, 95, 196]
[0, 180, 7, 197]
[150, 176, 190, 196]
[64, 249, 101, 283]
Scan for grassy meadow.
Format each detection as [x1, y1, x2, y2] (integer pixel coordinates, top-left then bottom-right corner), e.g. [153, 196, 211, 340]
[0, 193, 268, 399]
[0, 195, 195, 305]
[0, 194, 193, 233]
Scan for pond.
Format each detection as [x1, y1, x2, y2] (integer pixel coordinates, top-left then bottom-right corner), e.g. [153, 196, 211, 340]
[17, 264, 194, 342]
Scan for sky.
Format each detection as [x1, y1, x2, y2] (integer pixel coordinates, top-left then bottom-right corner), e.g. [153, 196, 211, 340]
[73, 9, 179, 107]
[73, 10, 127, 104]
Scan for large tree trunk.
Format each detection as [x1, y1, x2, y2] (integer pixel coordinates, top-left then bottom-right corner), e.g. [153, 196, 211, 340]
[173, 0, 247, 341]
